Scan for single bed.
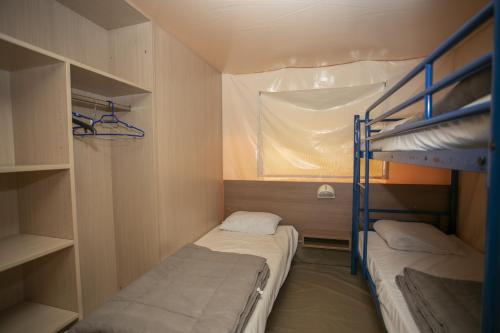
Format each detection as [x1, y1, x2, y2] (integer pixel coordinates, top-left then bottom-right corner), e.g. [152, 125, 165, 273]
[195, 225, 299, 333]
[358, 231, 484, 333]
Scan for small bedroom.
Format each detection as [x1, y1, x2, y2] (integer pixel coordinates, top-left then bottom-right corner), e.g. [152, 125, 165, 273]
[0, 0, 498, 332]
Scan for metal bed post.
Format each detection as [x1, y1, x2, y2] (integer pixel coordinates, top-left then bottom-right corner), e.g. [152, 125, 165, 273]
[482, 1, 500, 331]
[351, 115, 361, 275]
[424, 63, 433, 119]
[449, 170, 459, 235]
[362, 113, 371, 279]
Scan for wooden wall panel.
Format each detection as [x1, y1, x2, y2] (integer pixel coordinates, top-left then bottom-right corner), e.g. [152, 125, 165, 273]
[17, 170, 74, 240]
[23, 247, 79, 312]
[11, 63, 69, 165]
[224, 180, 450, 234]
[154, 25, 223, 259]
[0, 174, 19, 239]
[73, 137, 118, 315]
[111, 93, 159, 288]
[0, 70, 14, 165]
[0, 268, 23, 312]
[108, 22, 154, 91]
[457, 172, 487, 252]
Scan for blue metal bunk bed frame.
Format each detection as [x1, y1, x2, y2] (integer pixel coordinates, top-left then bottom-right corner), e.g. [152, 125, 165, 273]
[350, 2, 499, 332]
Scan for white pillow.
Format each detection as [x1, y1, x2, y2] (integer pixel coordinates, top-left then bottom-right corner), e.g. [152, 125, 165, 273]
[373, 220, 463, 255]
[219, 211, 282, 235]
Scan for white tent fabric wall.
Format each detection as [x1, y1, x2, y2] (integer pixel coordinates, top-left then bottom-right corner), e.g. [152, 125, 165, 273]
[258, 83, 385, 178]
[223, 59, 424, 181]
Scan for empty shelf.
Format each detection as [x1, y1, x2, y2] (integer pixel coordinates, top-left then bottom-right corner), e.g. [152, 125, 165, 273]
[71, 63, 151, 97]
[0, 302, 78, 333]
[0, 234, 74, 272]
[0, 164, 70, 174]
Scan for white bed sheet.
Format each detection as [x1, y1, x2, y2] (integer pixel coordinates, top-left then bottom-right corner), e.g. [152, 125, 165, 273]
[195, 225, 299, 333]
[359, 231, 484, 333]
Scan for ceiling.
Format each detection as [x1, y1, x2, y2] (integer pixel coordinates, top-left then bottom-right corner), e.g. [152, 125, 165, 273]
[130, 0, 489, 74]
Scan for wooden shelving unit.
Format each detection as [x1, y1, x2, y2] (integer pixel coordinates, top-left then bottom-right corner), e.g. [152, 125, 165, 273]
[0, 32, 82, 332]
[0, 302, 78, 333]
[0, 1, 154, 328]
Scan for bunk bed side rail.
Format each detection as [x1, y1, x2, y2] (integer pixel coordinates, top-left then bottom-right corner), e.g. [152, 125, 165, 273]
[365, 3, 494, 118]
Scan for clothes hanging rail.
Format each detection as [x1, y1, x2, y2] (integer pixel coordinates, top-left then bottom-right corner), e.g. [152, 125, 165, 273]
[71, 93, 131, 113]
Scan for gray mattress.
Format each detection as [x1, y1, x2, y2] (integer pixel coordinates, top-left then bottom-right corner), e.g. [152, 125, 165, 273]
[396, 267, 482, 333]
[70, 244, 270, 333]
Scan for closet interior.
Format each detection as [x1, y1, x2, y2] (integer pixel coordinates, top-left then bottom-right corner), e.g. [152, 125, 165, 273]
[0, 1, 157, 330]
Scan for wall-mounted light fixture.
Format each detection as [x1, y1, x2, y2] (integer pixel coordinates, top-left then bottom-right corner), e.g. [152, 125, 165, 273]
[317, 184, 335, 199]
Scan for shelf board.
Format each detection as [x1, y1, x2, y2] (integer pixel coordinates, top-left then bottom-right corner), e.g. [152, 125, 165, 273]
[0, 164, 70, 174]
[57, 0, 149, 30]
[0, 234, 74, 273]
[0, 302, 78, 333]
[71, 63, 151, 97]
[0, 37, 62, 71]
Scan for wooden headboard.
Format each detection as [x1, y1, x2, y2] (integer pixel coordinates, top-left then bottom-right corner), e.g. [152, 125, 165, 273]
[224, 180, 451, 234]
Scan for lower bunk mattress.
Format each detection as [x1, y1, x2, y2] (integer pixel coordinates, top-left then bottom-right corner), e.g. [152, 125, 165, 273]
[196, 225, 299, 333]
[359, 231, 483, 333]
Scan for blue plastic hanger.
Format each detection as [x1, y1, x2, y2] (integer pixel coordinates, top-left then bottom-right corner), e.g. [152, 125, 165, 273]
[73, 101, 145, 138]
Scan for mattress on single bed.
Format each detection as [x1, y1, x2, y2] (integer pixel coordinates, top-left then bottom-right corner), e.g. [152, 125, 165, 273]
[358, 231, 483, 333]
[196, 225, 299, 333]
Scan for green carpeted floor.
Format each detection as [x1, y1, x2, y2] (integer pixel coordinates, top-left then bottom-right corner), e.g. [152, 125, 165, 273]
[265, 246, 386, 333]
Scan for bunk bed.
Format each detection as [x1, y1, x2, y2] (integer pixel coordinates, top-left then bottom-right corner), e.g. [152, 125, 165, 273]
[351, 2, 499, 333]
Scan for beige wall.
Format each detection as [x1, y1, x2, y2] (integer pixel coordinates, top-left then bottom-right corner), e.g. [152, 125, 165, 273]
[153, 25, 223, 259]
[458, 172, 487, 252]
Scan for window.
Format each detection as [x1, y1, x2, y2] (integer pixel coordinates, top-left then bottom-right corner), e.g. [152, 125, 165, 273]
[258, 84, 386, 178]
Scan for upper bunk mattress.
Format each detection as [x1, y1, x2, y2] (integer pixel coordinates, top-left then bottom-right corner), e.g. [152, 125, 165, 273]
[196, 225, 299, 333]
[370, 66, 491, 152]
[369, 113, 489, 152]
[358, 231, 483, 333]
